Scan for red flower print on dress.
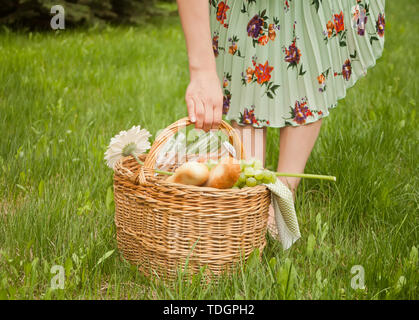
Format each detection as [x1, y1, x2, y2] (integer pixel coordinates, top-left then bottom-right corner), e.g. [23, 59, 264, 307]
[258, 35, 269, 46]
[318, 74, 326, 90]
[222, 72, 232, 115]
[317, 68, 330, 92]
[323, 11, 347, 47]
[245, 67, 254, 83]
[334, 11, 345, 33]
[223, 78, 228, 88]
[226, 35, 244, 57]
[223, 94, 231, 115]
[254, 61, 273, 84]
[247, 14, 264, 39]
[351, 4, 368, 36]
[229, 43, 238, 54]
[284, 40, 301, 66]
[285, 97, 325, 126]
[285, 97, 322, 126]
[294, 100, 312, 124]
[247, 11, 280, 47]
[239, 106, 269, 127]
[376, 13, 385, 37]
[335, 59, 352, 81]
[216, 2, 230, 26]
[284, 0, 290, 12]
[326, 21, 335, 38]
[268, 24, 276, 40]
[212, 33, 219, 57]
[241, 107, 257, 125]
[283, 22, 306, 76]
[241, 57, 280, 99]
[342, 59, 352, 81]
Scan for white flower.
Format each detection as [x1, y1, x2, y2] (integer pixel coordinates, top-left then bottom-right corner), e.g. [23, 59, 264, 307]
[104, 125, 151, 169]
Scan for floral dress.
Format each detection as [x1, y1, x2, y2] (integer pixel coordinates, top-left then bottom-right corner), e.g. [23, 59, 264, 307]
[209, 0, 385, 128]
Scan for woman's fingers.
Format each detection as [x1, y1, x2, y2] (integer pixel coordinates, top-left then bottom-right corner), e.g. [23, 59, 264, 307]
[184, 70, 224, 131]
[186, 96, 196, 123]
[212, 99, 223, 129]
[203, 99, 214, 132]
[187, 96, 216, 131]
[194, 97, 205, 129]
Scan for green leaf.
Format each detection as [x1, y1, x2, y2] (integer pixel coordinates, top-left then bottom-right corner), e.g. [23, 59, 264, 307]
[409, 246, 418, 266]
[38, 179, 45, 198]
[77, 202, 91, 216]
[411, 109, 416, 123]
[325, 68, 330, 77]
[370, 36, 379, 45]
[307, 233, 316, 257]
[96, 250, 115, 266]
[16, 184, 27, 192]
[65, 257, 73, 277]
[105, 186, 114, 210]
[271, 84, 280, 92]
[299, 65, 306, 76]
[241, 3, 246, 13]
[269, 257, 277, 272]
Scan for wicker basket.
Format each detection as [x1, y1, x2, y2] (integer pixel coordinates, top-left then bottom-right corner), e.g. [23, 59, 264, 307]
[113, 118, 271, 280]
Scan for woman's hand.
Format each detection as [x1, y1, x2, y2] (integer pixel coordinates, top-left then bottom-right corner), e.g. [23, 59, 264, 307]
[177, 0, 222, 131]
[186, 69, 223, 131]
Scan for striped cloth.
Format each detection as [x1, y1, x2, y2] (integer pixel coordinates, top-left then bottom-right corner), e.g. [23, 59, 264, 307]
[265, 179, 301, 250]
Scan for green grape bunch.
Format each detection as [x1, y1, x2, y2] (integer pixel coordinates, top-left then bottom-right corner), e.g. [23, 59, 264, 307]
[234, 158, 277, 189]
[204, 157, 335, 189]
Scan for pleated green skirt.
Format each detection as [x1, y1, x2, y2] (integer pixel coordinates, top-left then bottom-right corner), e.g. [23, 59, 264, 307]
[209, 0, 385, 128]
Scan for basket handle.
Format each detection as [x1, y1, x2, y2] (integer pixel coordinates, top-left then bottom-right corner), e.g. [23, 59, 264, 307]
[136, 117, 244, 185]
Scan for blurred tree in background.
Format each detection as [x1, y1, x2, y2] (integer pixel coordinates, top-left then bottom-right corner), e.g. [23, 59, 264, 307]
[0, 0, 176, 29]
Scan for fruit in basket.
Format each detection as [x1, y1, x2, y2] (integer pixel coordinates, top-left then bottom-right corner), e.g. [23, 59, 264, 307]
[166, 161, 209, 186]
[166, 157, 276, 189]
[234, 158, 277, 188]
[204, 158, 219, 171]
[205, 157, 241, 189]
[245, 177, 257, 187]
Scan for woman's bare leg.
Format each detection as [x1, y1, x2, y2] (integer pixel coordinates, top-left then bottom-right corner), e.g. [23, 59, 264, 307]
[268, 120, 323, 237]
[232, 119, 322, 239]
[231, 121, 266, 164]
[277, 120, 323, 194]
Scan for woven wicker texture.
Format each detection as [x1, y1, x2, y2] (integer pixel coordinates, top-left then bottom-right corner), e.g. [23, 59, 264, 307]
[113, 118, 271, 280]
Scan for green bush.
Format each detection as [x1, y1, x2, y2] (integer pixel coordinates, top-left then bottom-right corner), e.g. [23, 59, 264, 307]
[0, 0, 175, 29]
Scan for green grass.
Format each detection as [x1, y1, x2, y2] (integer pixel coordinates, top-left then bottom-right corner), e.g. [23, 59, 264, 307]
[0, 0, 418, 300]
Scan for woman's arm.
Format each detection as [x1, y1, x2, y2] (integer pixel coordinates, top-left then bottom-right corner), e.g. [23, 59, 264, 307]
[177, 0, 223, 131]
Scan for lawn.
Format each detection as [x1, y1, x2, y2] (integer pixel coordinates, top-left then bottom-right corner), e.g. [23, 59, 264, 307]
[0, 0, 417, 299]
